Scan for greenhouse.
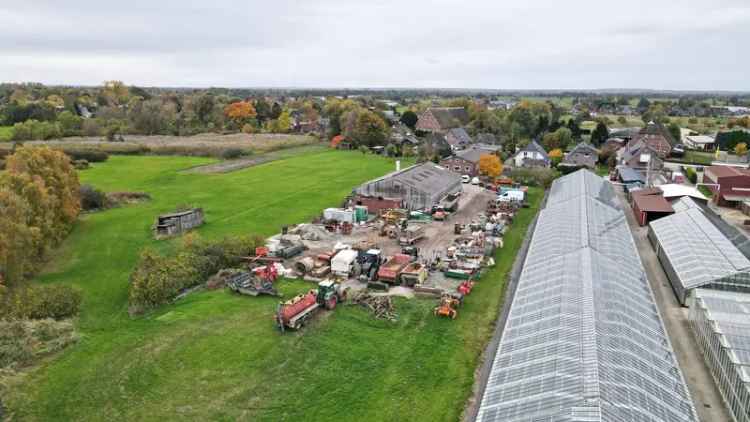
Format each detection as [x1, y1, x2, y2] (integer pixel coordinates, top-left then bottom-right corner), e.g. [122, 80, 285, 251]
[648, 207, 750, 305]
[476, 170, 698, 422]
[688, 289, 750, 422]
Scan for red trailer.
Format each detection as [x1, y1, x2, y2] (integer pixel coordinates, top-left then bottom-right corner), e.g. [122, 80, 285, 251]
[377, 254, 412, 284]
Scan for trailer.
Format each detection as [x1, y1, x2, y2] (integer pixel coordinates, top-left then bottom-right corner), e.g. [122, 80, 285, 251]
[439, 193, 460, 212]
[331, 249, 361, 278]
[275, 280, 346, 332]
[377, 254, 412, 284]
[398, 224, 425, 246]
[400, 262, 427, 286]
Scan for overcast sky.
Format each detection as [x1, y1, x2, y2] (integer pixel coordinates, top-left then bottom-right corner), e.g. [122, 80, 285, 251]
[2, 0, 749, 90]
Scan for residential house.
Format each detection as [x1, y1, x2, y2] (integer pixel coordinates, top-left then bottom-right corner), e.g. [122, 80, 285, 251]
[703, 165, 750, 206]
[415, 107, 470, 133]
[619, 142, 664, 172]
[440, 146, 500, 177]
[683, 135, 716, 151]
[628, 122, 674, 158]
[513, 140, 550, 168]
[475, 133, 500, 146]
[445, 128, 473, 151]
[601, 137, 626, 154]
[560, 142, 599, 169]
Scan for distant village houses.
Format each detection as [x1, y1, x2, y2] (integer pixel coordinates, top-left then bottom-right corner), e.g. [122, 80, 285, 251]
[415, 107, 470, 133]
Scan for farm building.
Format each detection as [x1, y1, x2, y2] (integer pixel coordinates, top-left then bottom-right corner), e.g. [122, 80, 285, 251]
[154, 208, 204, 238]
[648, 207, 750, 305]
[688, 288, 750, 422]
[703, 165, 750, 206]
[415, 107, 470, 133]
[631, 189, 674, 226]
[475, 170, 697, 422]
[355, 162, 462, 211]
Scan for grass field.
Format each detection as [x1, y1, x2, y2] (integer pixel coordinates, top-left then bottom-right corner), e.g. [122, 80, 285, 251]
[0, 125, 13, 141]
[5, 150, 543, 421]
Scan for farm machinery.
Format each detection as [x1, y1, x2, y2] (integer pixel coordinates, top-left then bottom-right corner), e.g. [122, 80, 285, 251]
[275, 280, 348, 332]
[227, 264, 281, 297]
[434, 294, 461, 320]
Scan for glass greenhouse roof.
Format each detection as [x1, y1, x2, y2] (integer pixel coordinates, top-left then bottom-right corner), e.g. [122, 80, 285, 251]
[649, 207, 750, 290]
[476, 170, 698, 422]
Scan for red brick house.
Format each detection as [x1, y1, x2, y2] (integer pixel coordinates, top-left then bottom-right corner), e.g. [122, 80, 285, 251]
[703, 165, 750, 206]
[415, 107, 470, 133]
[440, 146, 500, 177]
[626, 122, 674, 158]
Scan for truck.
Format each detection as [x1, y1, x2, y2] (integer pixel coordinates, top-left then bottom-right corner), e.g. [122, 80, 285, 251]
[275, 280, 346, 332]
[331, 248, 361, 278]
[377, 254, 412, 284]
[356, 249, 382, 281]
[400, 262, 427, 286]
[398, 224, 425, 246]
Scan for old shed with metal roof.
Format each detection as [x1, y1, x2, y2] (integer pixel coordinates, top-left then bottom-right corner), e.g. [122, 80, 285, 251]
[475, 169, 698, 422]
[355, 162, 462, 211]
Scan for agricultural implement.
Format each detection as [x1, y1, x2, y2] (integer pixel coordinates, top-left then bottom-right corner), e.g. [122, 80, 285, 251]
[275, 280, 347, 332]
[227, 268, 280, 297]
[377, 254, 412, 284]
[434, 295, 461, 320]
[457, 280, 475, 295]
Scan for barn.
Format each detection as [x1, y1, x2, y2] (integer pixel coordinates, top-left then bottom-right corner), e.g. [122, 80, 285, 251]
[355, 162, 462, 211]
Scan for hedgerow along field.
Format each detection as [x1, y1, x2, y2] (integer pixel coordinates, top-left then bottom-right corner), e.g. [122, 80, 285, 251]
[5, 150, 542, 421]
[0, 125, 13, 141]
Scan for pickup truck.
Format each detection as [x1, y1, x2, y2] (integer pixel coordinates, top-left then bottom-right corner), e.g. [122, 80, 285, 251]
[377, 254, 412, 284]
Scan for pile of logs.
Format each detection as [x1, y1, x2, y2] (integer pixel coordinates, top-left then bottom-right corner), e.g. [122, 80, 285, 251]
[349, 292, 398, 322]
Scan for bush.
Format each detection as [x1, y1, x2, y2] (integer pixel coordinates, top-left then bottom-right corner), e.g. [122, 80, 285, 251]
[64, 149, 109, 163]
[4, 284, 82, 320]
[80, 184, 108, 210]
[73, 159, 90, 170]
[0, 319, 78, 370]
[510, 167, 558, 188]
[128, 234, 265, 313]
[221, 148, 245, 160]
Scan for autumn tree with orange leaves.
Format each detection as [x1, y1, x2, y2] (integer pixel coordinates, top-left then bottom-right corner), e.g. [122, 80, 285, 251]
[479, 154, 503, 178]
[224, 101, 257, 129]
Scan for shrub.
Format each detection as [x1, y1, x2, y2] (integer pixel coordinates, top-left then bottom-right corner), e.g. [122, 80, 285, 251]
[128, 234, 265, 313]
[4, 284, 82, 320]
[0, 319, 78, 370]
[64, 149, 109, 163]
[221, 148, 244, 160]
[80, 184, 108, 210]
[81, 119, 103, 137]
[510, 167, 558, 188]
[73, 159, 90, 170]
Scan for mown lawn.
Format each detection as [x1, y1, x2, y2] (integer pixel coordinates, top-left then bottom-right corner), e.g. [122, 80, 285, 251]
[0, 125, 13, 141]
[5, 150, 542, 421]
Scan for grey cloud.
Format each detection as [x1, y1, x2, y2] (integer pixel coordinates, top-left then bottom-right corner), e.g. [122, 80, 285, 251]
[0, 0, 748, 90]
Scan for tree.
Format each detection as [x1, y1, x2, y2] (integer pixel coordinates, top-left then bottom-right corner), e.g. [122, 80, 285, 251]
[478, 154, 502, 178]
[385, 143, 399, 157]
[734, 142, 748, 157]
[347, 109, 389, 147]
[542, 127, 573, 151]
[548, 148, 563, 166]
[6, 147, 80, 243]
[102, 80, 130, 106]
[637, 97, 651, 111]
[270, 102, 283, 120]
[617, 116, 627, 125]
[192, 94, 215, 125]
[224, 101, 257, 129]
[0, 188, 37, 283]
[667, 122, 681, 145]
[58, 110, 82, 136]
[590, 121, 609, 146]
[400, 110, 418, 129]
[254, 98, 272, 123]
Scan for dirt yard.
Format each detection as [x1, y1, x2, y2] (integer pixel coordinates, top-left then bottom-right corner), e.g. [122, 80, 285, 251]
[276, 184, 498, 294]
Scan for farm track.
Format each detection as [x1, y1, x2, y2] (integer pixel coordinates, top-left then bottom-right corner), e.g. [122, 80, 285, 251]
[182, 145, 328, 174]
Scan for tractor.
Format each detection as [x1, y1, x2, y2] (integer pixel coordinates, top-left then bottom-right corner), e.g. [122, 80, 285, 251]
[275, 280, 348, 331]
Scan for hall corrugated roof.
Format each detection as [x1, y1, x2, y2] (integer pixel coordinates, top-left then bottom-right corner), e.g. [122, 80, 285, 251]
[476, 169, 698, 422]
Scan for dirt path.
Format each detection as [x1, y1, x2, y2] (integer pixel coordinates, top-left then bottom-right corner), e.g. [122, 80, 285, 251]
[183, 145, 328, 174]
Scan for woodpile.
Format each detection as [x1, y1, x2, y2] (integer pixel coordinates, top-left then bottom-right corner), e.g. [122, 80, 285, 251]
[349, 291, 398, 322]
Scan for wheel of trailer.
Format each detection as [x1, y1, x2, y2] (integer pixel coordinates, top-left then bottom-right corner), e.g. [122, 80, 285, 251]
[326, 296, 338, 310]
